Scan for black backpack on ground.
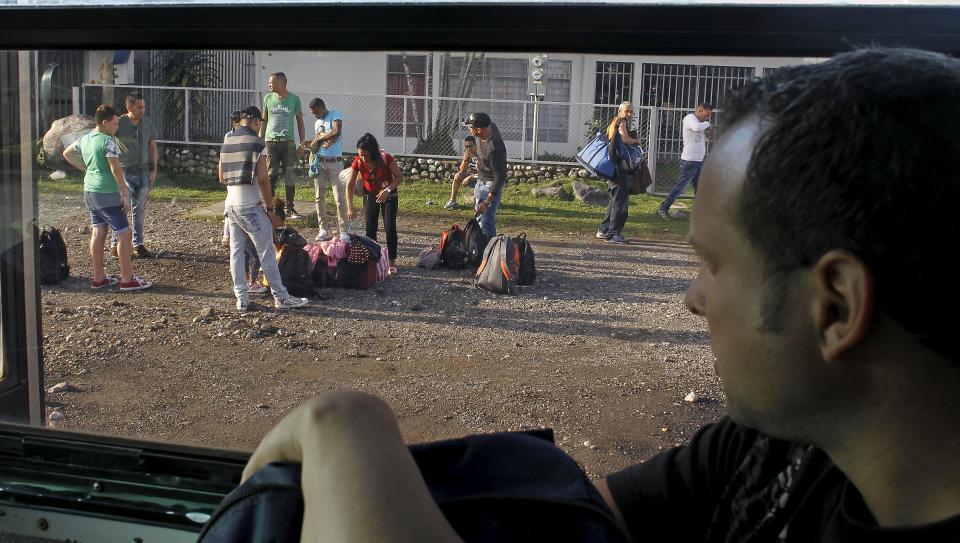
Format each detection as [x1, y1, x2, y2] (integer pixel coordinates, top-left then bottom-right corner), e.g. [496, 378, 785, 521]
[198, 430, 629, 543]
[439, 224, 467, 270]
[38, 226, 69, 285]
[514, 232, 536, 285]
[463, 217, 489, 268]
[276, 246, 314, 298]
[475, 235, 520, 295]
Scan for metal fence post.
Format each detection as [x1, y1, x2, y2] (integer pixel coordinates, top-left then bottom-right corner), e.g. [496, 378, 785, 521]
[71, 87, 80, 116]
[184, 88, 190, 142]
[646, 106, 659, 187]
[521, 101, 527, 161]
[402, 96, 407, 155]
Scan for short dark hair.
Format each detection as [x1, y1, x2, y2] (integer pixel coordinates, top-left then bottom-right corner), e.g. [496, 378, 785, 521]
[726, 47, 960, 362]
[308, 97, 326, 110]
[464, 135, 476, 143]
[698, 102, 714, 110]
[125, 92, 144, 109]
[356, 133, 383, 167]
[270, 72, 287, 84]
[94, 104, 118, 124]
[230, 110, 241, 125]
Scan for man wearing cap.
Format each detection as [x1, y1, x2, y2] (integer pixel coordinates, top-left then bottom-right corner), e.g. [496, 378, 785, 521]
[463, 112, 507, 238]
[260, 72, 306, 220]
[220, 106, 309, 313]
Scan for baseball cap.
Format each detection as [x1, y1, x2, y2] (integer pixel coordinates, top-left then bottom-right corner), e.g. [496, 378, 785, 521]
[462, 112, 491, 129]
[241, 105, 262, 120]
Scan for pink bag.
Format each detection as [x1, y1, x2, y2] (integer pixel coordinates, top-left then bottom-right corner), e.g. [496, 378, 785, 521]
[320, 238, 348, 268]
[304, 243, 324, 268]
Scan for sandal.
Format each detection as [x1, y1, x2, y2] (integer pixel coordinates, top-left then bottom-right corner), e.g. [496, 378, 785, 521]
[91, 275, 119, 289]
[387, 266, 398, 276]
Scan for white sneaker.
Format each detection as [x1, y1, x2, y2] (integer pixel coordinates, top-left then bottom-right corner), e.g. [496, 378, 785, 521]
[595, 230, 607, 239]
[275, 296, 309, 310]
[237, 299, 249, 312]
[247, 282, 269, 296]
[315, 228, 331, 241]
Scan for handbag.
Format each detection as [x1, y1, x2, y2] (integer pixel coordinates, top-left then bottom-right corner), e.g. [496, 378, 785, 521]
[575, 132, 616, 180]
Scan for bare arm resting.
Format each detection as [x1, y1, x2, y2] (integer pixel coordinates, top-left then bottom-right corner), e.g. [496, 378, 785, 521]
[244, 391, 462, 543]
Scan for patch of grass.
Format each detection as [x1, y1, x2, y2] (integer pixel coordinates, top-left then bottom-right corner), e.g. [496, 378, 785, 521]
[39, 172, 225, 202]
[40, 172, 691, 241]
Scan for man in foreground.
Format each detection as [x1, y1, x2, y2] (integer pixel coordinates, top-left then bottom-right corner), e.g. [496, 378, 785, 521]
[242, 48, 960, 541]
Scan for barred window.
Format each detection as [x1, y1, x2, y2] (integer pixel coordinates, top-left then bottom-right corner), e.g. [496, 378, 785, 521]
[385, 54, 427, 137]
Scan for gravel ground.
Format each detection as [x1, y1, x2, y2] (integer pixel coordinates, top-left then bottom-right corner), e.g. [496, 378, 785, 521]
[39, 194, 724, 478]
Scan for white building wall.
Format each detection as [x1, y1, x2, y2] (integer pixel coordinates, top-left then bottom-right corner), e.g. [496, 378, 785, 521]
[255, 50, 815, 158]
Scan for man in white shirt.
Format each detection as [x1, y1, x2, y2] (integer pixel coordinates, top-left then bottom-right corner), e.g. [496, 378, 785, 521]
[303, 97, 345, 241]
[658, 103, 714, 220]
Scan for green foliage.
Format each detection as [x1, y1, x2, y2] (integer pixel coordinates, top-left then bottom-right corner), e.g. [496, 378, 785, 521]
[153, 51, 222, 141]
[35, 139, 47, 169]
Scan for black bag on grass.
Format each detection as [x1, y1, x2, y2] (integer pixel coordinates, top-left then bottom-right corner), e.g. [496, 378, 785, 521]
[38, 226, 70, 285]
[514, 232, 536, 285]
[277, 246, 314, 298]
[475, 235, 520, 295]
[198, 430, 629, 543]
[439, 223, 467, 269]
[463, 217, 489, 268]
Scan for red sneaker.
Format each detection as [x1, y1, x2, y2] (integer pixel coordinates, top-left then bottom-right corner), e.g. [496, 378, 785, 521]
[90, 275, 119, 289]
[119, 277, 153, 292]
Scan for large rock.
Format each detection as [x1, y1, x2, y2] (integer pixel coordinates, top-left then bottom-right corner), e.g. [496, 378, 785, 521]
[531, 185, 573, 201]
[572, 181, 610, 207]
[42, 115, 95, 168]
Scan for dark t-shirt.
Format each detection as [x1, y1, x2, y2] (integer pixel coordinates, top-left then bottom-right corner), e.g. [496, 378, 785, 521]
[606, 417, 960, 542]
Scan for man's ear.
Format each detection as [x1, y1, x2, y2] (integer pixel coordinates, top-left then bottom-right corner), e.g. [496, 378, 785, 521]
[812, 250, 875, 362]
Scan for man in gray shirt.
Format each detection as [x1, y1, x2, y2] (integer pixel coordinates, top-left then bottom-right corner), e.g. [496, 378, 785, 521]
[463, 112, 507, 238]
[112, 92, 159, 258]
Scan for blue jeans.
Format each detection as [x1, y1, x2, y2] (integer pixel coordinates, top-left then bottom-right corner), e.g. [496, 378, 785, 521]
[473, 179, 503, 238]
[111, 174, 150, 247]
[660, 159, 703, 212]
[226, 203, 289, 305]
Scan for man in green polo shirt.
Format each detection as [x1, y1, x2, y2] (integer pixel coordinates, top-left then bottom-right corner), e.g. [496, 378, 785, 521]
[260, 72, 306, 219]
[63, 104, 152, 292]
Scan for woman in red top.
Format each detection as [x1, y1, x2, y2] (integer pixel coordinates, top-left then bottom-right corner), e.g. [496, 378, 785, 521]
[346, 133, 402, 274]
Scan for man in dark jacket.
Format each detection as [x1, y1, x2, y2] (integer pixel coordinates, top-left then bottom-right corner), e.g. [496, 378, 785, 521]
[463, 112, 507, 238]
[241, 48, 960, 542]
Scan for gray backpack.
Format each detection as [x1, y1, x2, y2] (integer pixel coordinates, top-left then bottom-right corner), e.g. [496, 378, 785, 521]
[475, 235, 520, 295]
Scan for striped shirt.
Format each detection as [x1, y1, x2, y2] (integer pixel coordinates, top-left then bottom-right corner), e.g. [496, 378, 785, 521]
[220, 126, 265, 187]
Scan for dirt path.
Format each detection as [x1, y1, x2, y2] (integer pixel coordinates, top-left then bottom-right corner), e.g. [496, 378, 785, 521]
[39, 194, 723, 478]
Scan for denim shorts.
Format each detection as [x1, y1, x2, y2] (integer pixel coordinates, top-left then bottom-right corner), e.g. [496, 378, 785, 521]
[84, 191, 129, 233]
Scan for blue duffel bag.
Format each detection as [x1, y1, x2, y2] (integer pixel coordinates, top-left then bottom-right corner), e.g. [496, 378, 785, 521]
[576, 132, 617, 180]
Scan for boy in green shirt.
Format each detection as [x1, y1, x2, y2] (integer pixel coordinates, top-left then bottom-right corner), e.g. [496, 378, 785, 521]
[63, 104, 152, 292]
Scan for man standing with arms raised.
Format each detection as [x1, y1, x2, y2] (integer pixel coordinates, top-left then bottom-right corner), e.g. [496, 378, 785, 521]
[260, 72, 306, 219]
[111, 92, 158, 258]
[463, 112, 507, 238]
[658, 102, 713, 220]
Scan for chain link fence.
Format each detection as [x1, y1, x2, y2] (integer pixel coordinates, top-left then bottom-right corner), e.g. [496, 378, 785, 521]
[81, 84, 719, 194]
